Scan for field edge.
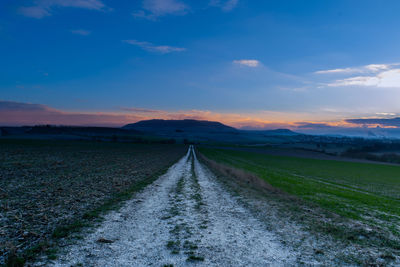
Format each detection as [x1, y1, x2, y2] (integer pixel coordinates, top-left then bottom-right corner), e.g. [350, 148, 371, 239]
[197, 149, 400, 266]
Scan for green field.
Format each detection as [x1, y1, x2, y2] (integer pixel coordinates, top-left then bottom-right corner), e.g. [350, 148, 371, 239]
[199, 147, 400, 240]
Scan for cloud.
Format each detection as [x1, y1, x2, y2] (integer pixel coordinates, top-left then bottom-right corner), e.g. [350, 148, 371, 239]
[0, 101, 49, 112]
[133, 0, 188, 20]
[123, 40, 186, 54]
[0, 101, 218, 127]
[365, 64, 392, 72]
[316, 63, 400, 88]
[222, 0, 239, 11]
[0, 100, 300, 129]
[294, 122, 336, 129]
[315, 63, 397, 75]
[70, 29, 91, 35]
[376, 112, 397, 116]
[327, 69, 400, 88]
[19, 0, 107, 19]
[233, 59, 260, 67]
[345, 117, 400, 128]
[121, 107, 161, 113]
[0, 101, 142, 127]
[315, 67, 358, 75]
[19, 6, 51, 19]
[0, 101, 245, 127]
[209, 0, 239, 12]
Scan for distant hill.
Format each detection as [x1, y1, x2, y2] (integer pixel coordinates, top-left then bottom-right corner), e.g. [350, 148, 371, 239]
[123, 119, 237, 133]
[121, 119, 305, 143]
[258, 129, 300, 136]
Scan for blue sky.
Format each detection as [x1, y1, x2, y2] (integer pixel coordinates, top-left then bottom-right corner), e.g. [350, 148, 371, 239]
[1, 0, 400, 129]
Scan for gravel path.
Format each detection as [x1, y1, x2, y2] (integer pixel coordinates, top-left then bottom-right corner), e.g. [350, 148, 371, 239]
[52, 146, 297, 266]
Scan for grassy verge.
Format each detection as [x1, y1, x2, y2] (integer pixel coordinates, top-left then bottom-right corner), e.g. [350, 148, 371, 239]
[198, 147, 400, 260]
[198, 147, 400, 220]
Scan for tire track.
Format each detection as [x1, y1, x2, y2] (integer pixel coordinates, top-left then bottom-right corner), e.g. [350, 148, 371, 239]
[51, 146, 296, 266]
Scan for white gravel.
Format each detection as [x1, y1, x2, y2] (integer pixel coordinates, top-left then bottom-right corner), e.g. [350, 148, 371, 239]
[52, 146, 297, 266]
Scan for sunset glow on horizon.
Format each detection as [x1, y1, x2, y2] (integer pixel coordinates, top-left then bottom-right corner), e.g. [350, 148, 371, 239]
[1, 100, 399, 136]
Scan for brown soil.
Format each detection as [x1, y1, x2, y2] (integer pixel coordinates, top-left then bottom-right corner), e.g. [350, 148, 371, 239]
[0, 139, 186, 265]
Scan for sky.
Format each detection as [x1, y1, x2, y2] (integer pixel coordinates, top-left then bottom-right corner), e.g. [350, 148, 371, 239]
[1, 0, 400, 133]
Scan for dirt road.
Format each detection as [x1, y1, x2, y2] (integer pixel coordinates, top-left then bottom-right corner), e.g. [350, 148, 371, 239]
[51, 146, 297, 266]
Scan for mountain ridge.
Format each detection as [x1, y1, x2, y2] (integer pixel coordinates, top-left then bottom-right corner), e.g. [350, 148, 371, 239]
[122, 119, 238, 132]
